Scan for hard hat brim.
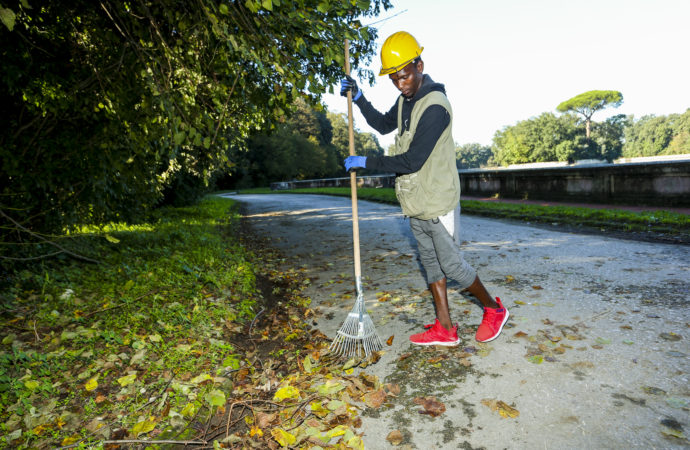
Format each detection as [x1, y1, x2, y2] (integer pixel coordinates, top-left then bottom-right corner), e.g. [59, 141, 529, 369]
[378, 47, 424, 76]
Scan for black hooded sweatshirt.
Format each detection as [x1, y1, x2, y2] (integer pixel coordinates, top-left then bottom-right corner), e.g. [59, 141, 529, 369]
[354, 74, 450, 175]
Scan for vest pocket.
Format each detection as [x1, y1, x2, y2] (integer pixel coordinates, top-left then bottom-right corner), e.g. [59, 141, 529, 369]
[395, 173, 426, 218]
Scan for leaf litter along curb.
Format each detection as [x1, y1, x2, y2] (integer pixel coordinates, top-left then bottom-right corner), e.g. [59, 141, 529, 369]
[0, 197, 388, 449]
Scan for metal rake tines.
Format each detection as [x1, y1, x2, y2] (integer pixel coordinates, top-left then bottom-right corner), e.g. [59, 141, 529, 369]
[329, 295, 384, 359]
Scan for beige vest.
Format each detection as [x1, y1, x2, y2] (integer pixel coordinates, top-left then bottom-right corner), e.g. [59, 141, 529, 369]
[389, 91, 460, 219]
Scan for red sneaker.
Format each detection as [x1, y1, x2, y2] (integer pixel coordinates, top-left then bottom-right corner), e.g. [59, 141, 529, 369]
[410, 319, 460, 346]
[475, 297, 509, 343]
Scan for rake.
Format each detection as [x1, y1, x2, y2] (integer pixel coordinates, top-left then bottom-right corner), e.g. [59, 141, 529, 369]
[329, 39, 384, 359]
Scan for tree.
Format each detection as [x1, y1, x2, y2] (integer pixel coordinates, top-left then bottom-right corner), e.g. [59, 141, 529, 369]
[456, 143, 492, 169]
[622, 110, 690, 157]
[328, 111, 383, 163]
[590, 114, 627, 161]
[0, 0, 391, 248]
[491, 113, 581, 165]
[556, 90, 623, 139]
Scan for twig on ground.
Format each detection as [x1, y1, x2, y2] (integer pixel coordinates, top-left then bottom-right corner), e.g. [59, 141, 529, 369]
[32, 320, 40, 342]
[249, 308, 265, 336]
[0, 208, 101, 264]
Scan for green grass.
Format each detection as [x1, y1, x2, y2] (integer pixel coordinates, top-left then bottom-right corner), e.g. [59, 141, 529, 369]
[0, 197, 265, 447]
[234, 187, 690, 239]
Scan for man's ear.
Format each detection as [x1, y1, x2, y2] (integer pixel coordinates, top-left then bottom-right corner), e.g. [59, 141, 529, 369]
[416, 59, 424, 74]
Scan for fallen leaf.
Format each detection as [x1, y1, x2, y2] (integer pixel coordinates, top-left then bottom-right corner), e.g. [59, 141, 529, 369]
[131, 417, 156, 436]
[527, 355, 544, 364]
[117, 373, 137, 387]
[481, 398, 520, 418]
[317, 380, 344, 395]
[413, 396, 446, 417]
[364, 389, 387, 409]
[386, 430, 404, 445]
[205, 389, 226, 407]
[386, 335, 394, 346]
[61, 435, 81, 446]
[271, 428, 296, 447]
[642, 386, 666, 395]
[85, 377, 99, 392]
[513, 331, 528, 338]
[273, 385, 300, 401]
[505, 275, 515, 283]
[660, 332, 682, 341]
[427, 354, 448, 364]
[384, 383, 400, 396]
[532, 285, 543, 290]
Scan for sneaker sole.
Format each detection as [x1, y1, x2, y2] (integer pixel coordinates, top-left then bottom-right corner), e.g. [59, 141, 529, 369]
[476, 309, 510, 343]
[409, 339, 460, 347]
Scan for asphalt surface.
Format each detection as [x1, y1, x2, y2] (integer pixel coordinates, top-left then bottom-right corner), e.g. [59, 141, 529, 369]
[223, 193, 689, 450]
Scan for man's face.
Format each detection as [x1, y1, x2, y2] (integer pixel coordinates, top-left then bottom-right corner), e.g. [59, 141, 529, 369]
[389, 60, 424, 98]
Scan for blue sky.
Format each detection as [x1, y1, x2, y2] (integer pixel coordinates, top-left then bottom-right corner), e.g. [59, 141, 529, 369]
[322, 0, 690, 149]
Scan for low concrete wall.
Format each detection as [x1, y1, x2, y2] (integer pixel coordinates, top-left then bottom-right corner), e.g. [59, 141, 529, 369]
[459, 159, 690, 206]
[270, 157, 690, 207]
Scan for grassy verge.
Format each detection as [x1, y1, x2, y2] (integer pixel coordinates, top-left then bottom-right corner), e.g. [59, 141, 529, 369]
[0, 196, 380, 449]
[235, 187, 690, 242]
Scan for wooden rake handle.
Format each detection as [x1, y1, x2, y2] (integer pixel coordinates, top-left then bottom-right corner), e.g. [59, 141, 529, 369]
[344, 39, 362, 282]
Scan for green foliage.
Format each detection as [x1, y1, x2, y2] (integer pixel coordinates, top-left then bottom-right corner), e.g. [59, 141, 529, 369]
[328, 111, 384, 162]
[622, 109, 690, 157]
[456, 143, 493, 169]
[590, 114, 628, 161]
[0, 197, 262, 447]
[556, 90, 623, 138]
[1, 0, 392, 239]
[491, 113, 584, 165]
[491, 112, 629, 165]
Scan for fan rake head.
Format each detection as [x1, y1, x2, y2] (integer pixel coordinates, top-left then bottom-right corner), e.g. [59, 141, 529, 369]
[329, 292, 383, 359]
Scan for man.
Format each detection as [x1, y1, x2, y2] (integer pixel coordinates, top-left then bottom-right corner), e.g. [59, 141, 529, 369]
[340, 31, 508, 345]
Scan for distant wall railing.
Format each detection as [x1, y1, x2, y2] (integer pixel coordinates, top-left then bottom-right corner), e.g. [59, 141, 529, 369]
[270, 155, 690, 207]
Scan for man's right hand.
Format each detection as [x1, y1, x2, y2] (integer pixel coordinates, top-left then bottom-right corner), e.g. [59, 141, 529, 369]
[340, 75, 361, 101]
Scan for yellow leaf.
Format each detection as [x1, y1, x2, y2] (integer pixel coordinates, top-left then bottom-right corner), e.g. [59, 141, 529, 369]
[131, 417, 157, 436]
[310, 401, 329, 418]
[117, 373, 137, 387]
[61, 435, 81, 446]
[497, 401, 520, 418]
[324, 425, 348, 439]
[273, 385, 300, 401]
[250, 425, 263, 437]
[271, 428, 296, 447]
[85, 377, 98, 391]
[317, 380, 344, 395]
[105, 234, 120, 243]
[346, 434, 365, 450]
[190, 373, 212, 384]
[302, 355, 313, 373]
[514, 300, 526, 305]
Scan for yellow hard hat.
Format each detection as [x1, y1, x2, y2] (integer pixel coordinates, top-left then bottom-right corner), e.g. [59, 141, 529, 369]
[379, 31, 424, 76]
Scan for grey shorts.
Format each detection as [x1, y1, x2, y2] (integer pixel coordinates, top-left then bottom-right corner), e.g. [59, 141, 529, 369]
[409, 204, 477, 287]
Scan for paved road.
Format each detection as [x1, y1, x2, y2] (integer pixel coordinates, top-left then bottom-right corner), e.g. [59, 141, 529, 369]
[224, 193, 689, 450]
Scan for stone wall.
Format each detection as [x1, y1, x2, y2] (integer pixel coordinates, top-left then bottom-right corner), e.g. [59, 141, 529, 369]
[270, 157, 690, 207]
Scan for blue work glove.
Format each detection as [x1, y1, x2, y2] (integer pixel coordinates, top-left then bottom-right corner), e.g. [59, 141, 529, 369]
[340, 75, 362, 101]
[344, 156, 367, 172]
